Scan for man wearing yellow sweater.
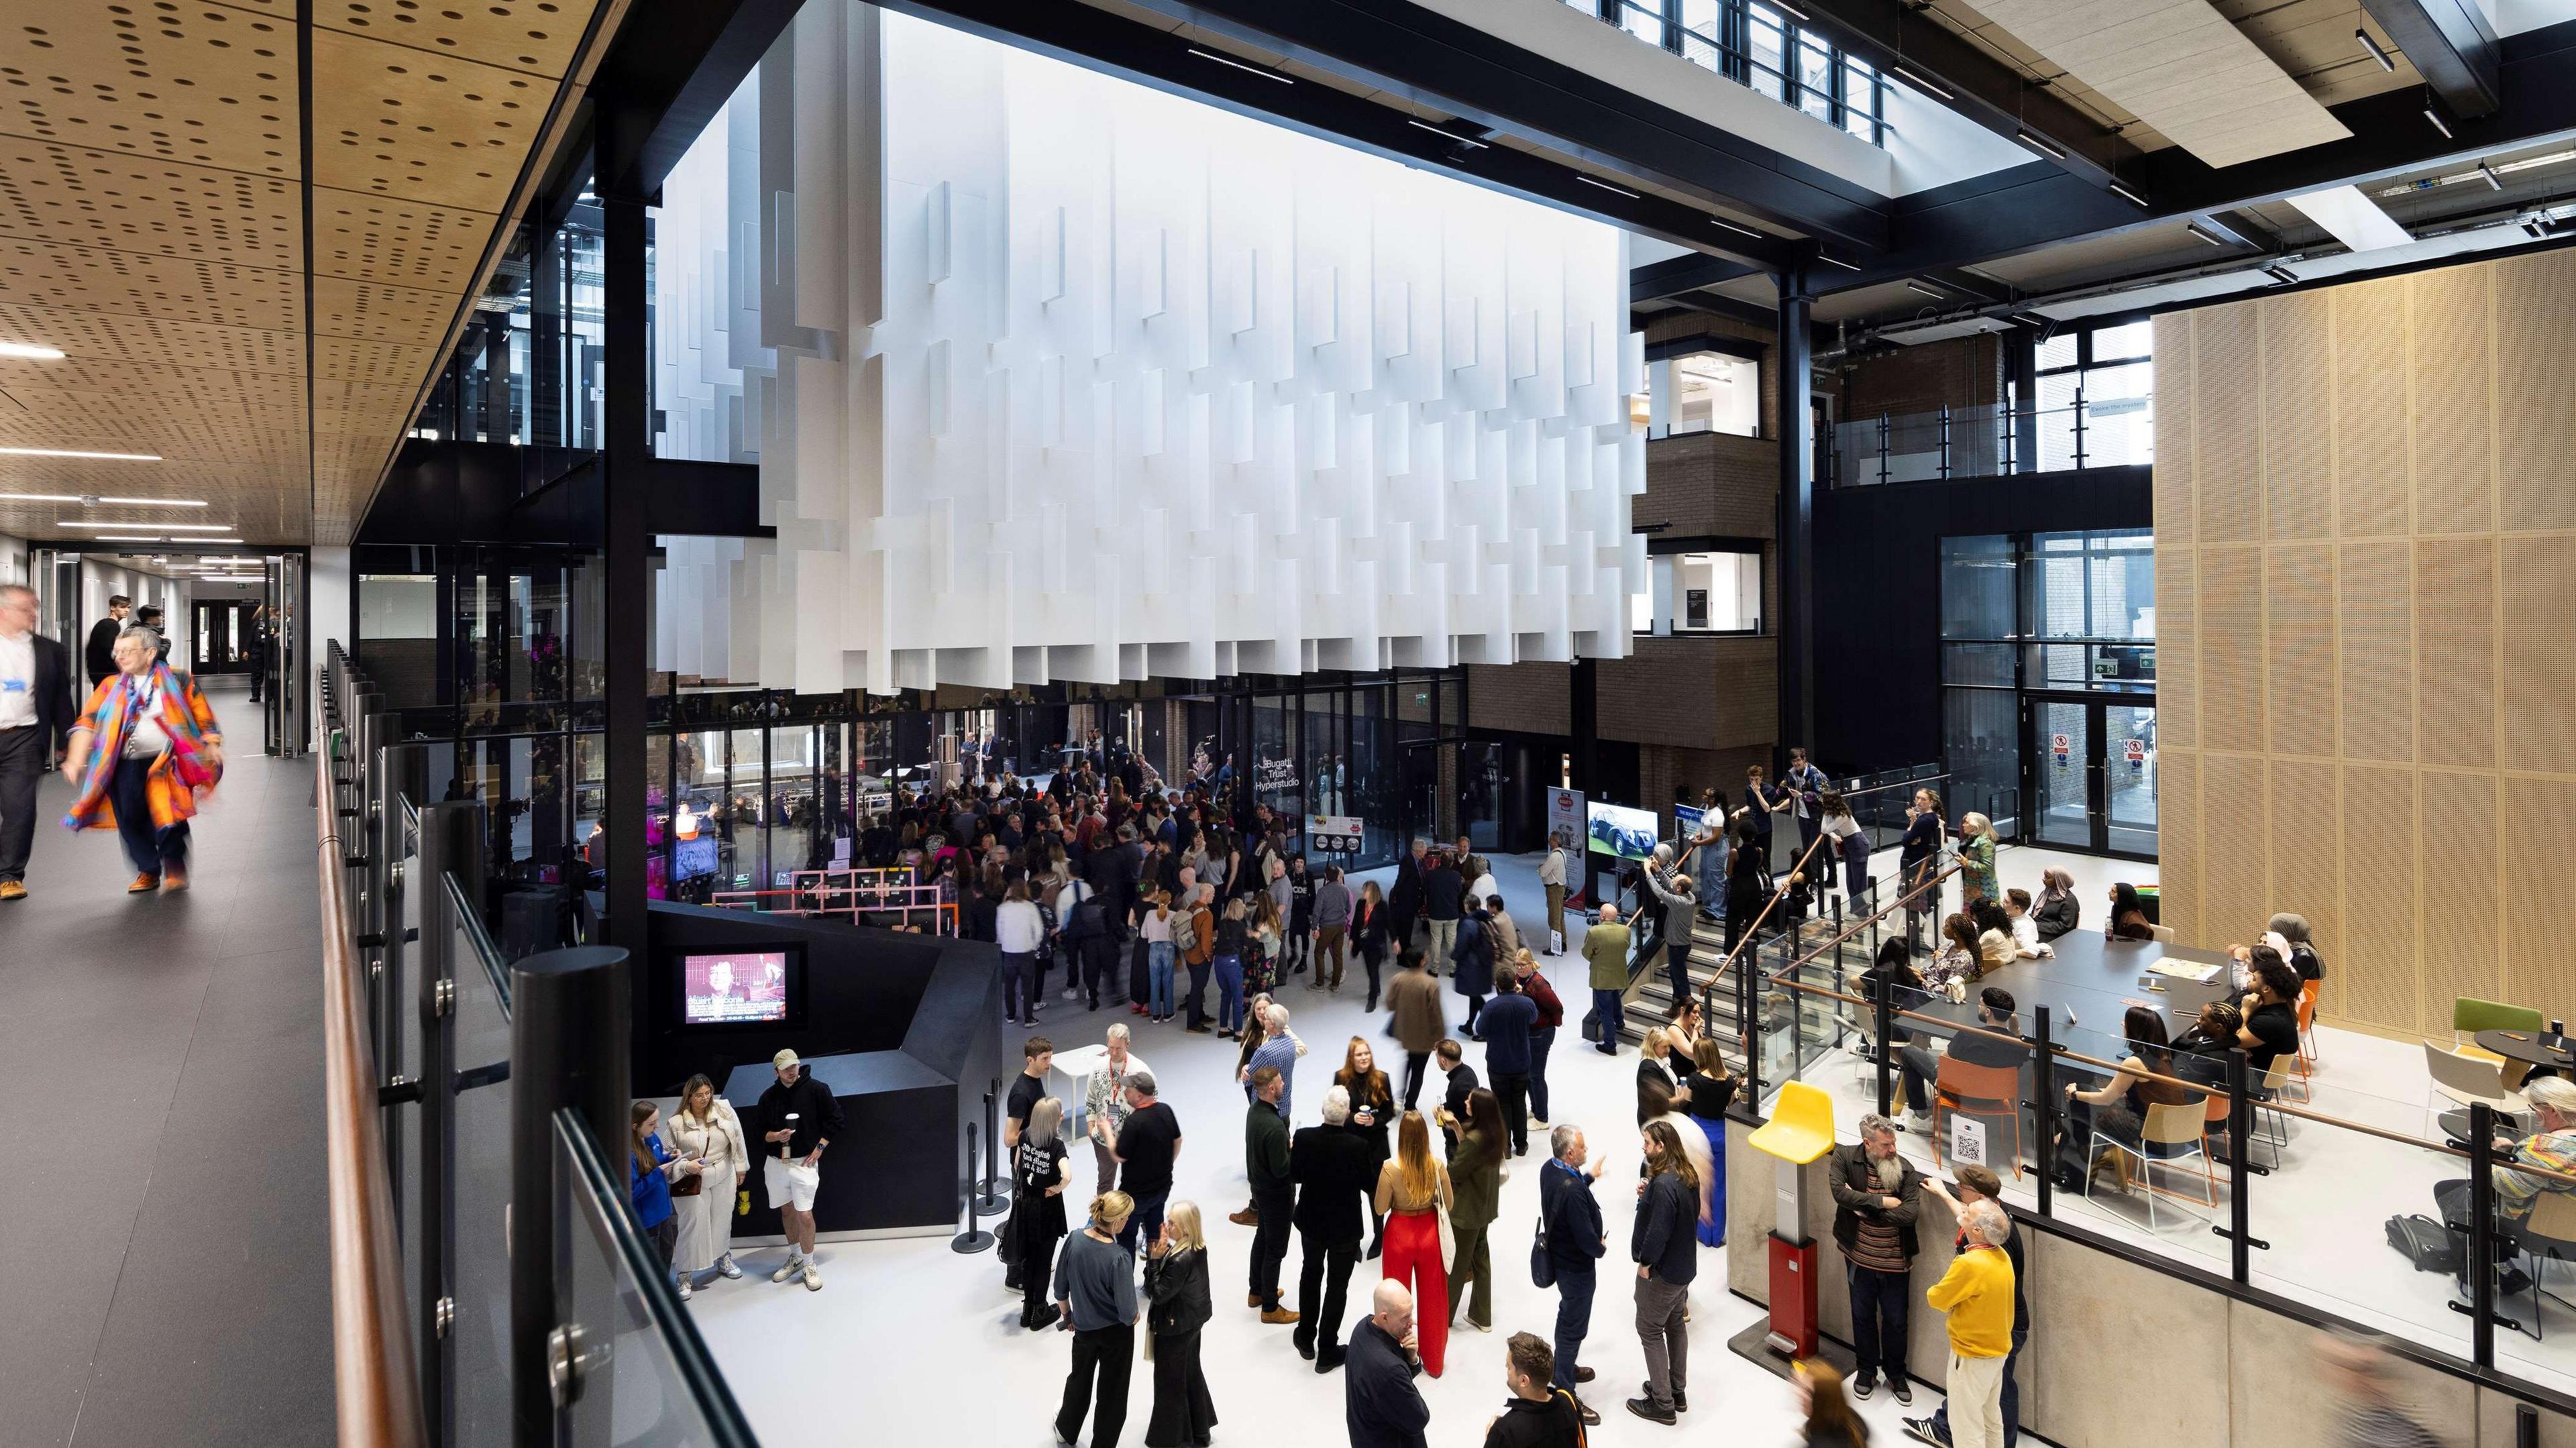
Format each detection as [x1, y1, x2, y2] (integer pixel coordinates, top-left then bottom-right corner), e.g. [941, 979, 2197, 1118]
[1923, 1200, 2016, 1448]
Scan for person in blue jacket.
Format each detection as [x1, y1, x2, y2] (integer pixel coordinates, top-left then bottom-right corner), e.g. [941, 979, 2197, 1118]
[629, 1100, 698, 1288]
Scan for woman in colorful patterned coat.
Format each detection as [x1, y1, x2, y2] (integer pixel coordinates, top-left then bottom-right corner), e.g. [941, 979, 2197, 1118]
[60, 626, 223, 893]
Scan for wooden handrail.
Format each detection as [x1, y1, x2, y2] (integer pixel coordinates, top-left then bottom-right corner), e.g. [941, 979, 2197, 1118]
[319, 748, 428, 1448]
[1766, 858, 1966, 987]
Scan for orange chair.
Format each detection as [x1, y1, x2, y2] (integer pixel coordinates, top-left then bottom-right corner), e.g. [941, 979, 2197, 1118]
[2297, 979, 2321, 1072]
[1933, 1053, 2024, 1180]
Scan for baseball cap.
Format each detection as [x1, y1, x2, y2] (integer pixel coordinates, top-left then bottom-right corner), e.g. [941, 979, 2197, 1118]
[773, 1049, 800, 1070]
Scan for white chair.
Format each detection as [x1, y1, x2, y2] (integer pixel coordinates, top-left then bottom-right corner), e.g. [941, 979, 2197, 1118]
[2424, 1039, 2528, 1137]
[2149, 924, 2176, 944]
[2086, 1098, 2217, 1233]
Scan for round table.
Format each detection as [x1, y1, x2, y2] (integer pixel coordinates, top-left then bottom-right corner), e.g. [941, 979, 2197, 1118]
[2475, 1027, 2572, 1074]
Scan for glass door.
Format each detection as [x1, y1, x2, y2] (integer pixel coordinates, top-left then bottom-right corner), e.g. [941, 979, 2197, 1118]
[2025, 696, 2156, 858]
[2031, 699, 2092, 849]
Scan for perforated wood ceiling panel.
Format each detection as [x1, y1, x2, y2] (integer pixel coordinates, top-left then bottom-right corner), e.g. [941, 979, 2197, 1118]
[0, 0, 605, 547]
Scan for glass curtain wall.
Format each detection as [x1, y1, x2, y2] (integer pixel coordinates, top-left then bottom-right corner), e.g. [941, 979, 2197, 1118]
[1941, 529, 2157, 857]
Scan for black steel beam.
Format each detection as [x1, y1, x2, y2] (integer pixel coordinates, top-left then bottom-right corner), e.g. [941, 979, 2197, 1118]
[959, 0, 1886, 258]
[1834, 20, 2576, 291]
[590, 0, 803, 195]
[1633, 252, 1764, 302]
[2364, 0, 2502, 117]
[599, 99, 652, 964]
[1775, 262, 1815, 762]
[884, 0, 1809, 268]
[1791, 0, 2134, 184]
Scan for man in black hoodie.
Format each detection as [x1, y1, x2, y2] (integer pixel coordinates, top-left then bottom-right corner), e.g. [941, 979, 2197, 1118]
[1291, 1084, 1378, 1368]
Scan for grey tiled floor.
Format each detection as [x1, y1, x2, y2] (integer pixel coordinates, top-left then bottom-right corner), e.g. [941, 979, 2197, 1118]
[0, 677, 331, 1448]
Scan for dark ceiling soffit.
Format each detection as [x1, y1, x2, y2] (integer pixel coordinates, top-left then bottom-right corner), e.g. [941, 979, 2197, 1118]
[1097, 0, 1886, 256]
[1835, 23, 2576, 290]
[1654, 290, 1831, 349]
[1644, 333, 1766, 363]
[1633, 252, 1764, 302]
[1788, 0, 2129, 184]
[2363, 0, 2502, 117]
[880, 0, 1792, 267]
[592, 0, 804, 196]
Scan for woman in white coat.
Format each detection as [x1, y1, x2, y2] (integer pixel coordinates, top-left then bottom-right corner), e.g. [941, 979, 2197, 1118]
[667, 1073, 749, 1298]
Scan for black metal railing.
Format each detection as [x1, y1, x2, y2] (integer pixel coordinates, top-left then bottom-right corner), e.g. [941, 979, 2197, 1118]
[1829, 397, 2153, 486]
[321, 641, 759, 1447]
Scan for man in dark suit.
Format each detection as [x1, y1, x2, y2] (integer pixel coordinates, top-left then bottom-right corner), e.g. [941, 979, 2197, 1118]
[1540, 1123, 1609, 1425]
[1290, 1084, 1379, 1372]
[0, 584, 78, 901]
[84, 593, 131, 689]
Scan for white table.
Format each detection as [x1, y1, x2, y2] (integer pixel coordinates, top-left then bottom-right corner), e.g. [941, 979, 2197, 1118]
[1050, 1044, 1151, 1137]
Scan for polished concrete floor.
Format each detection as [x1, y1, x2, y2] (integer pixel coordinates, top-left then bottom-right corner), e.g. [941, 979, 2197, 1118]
[686, 837, 2155, 1447]
[0, 676, 333, 1448]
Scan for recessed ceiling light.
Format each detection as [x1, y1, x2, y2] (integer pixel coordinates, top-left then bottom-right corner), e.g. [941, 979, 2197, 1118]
[89, 535, 167, 542]
[2016, 131, 2068, 161]
[1405, 119, 1488, 150]
[0, 446, 160, 461]
[62, 520, 233, 532]
[0, 492, 206, 506]
[0, 342, 64, 360]
[1574, 175, 1642, 200]
[0, 492, 82, 503]
[2106, 180, 2149, 207]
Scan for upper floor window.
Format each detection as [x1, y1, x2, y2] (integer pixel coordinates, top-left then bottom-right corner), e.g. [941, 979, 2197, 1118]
[1648, 349, 1761, 439]
[1578, 0, 1890, 148]
[2023, 318, 2154, 471]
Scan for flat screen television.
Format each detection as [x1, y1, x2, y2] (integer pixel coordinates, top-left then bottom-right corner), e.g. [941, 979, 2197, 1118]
[679, 947, 802, 1028]
[1587, 800, 1659, 861]
[672, 835, 720, 882]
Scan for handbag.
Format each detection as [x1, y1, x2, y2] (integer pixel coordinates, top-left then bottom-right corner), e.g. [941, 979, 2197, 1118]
[1529, 1206, 1555, 1288]
[1434, 1162, 1458, 1272]
[666, 1135, 702, 1196]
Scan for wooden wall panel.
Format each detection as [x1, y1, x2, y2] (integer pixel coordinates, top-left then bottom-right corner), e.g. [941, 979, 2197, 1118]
[2420, 771, 2501, 1029]
[2415, 537, 2497, 771]
[2196, 301, 2265, 544]
[2493, 249, 2576, 534]
[2338, 763, 2418, 1030]
[2503, 777, 2576, 1013]
[2160, 747, 2202, 946]
[2265, 757, 2340, 981]
[2263, 544, 2334, 758]
[2200, 752, 2269, 944]
[2334, 277, 2411, 539]
[2337, 540, 2414, 765]
[2197, 547, 2266, 753]
[2410, 266, 2494, 537]
[2157, 547, 2198, 750]
[2261, 290, 2332, 541]
[2155, 312, 2196, 547]
[2500, 534, 2576, 774]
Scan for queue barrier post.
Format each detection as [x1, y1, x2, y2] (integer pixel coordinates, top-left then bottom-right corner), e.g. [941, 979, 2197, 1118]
[2032, 1007, 2054, 1218]
[1872, 976, 1895, 1119]
[975, 1084, 1008, 1214]
[952, 1123, 995, 1255]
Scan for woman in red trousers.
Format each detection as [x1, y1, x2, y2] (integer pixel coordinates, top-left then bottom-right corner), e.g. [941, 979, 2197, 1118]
[1373, 1109, 1454, 1377]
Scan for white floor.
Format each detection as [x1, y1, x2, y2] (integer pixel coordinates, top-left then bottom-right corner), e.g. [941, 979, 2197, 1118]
[687, 844, 1961, 1447]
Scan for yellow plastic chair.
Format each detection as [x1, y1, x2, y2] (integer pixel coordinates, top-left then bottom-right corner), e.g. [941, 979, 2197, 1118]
[1750, 1081, 1838, 1165]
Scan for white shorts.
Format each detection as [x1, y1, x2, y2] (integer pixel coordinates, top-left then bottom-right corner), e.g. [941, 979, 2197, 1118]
[764, 1157, 820, 1212]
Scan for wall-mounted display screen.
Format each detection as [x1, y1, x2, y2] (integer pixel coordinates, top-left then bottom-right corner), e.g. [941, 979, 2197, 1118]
[681, 949, 798, 1027]
[672, 835, 720, 882]
[1587, 801, 1659, 861]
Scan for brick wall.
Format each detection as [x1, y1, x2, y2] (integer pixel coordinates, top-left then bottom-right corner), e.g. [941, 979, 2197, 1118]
[1639, 431, 1778, 539]
[1598, 634, 1777, 754]
[1466, 661, 1570, 736]
[1840, 333, 2006, 419]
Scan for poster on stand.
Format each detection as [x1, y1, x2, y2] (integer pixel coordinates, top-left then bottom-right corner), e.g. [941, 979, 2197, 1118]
[1546, 788, 1587, 848]
[1307, 814, 1365, 856]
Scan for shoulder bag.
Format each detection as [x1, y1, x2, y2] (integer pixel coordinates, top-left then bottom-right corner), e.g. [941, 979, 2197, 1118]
[667, 1122, 703, 1196]
[1529, 1200, 1555, 1288]
[1434, 1163, 1458, 1272]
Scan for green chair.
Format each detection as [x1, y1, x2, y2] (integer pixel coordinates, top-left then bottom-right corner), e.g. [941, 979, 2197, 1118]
[2456, 997, 2546, 1087]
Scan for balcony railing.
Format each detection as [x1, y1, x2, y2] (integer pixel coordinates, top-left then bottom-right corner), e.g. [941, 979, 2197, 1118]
[1829, 396, 2153, 487]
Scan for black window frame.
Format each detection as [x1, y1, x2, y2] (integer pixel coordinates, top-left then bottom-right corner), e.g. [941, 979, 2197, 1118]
[1589, 0, 1889, 148]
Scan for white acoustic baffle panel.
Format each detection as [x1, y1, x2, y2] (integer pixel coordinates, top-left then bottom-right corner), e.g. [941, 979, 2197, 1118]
[650, 1, 1644, 695]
